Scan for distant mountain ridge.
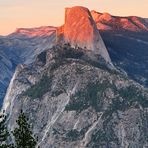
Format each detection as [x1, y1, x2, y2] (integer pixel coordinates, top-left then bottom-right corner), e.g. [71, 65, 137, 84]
[91, 10, 148, 31]
[13, 26, 56, 37]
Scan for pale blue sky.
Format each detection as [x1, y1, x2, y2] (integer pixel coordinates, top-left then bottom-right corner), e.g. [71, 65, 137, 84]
[0, 0, 148, 35]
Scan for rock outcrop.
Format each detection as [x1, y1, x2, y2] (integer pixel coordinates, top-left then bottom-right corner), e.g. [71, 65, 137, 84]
[57, 6, 112, 65]
[3, 45, 148, 148]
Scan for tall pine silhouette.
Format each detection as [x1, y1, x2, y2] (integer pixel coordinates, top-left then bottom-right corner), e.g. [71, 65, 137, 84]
[13, 110, 37, 148]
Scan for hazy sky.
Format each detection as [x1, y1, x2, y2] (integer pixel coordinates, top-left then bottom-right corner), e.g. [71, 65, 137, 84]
[0, 0, 148, 35]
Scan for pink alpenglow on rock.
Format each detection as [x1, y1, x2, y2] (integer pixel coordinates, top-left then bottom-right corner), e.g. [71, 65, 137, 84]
[91, 10, 148, 31]
[57, 6, 112, 65]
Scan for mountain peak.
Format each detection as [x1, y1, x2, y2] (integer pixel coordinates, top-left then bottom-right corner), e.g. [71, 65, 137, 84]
[57, 6, 112, 65]
[63, 6, 95, 49]
[65, 6, 90, 13]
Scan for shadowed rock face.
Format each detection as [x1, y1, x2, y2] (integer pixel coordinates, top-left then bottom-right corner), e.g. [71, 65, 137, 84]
[0, 26, 56, 107]
[57, 6, 112, 65]
[3, 45, 148, 148]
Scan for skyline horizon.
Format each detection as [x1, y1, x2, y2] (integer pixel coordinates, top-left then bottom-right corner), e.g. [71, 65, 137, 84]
[1, 8, 148, 36]
[1, 0, 148, 35]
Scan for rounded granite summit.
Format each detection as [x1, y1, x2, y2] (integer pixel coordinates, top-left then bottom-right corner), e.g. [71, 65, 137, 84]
[57, 6, 112, 64]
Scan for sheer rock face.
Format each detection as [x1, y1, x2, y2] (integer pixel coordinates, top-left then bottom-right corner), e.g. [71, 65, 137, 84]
[57, 6, 112, 64]
[63, 6, 95, 49]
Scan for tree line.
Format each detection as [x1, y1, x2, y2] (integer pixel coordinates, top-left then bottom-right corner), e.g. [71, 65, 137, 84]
[0, 110, 37, 148]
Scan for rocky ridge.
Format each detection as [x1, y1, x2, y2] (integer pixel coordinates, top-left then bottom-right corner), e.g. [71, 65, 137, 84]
[91, 10, 148, 31]
[3, 44, 148, 148]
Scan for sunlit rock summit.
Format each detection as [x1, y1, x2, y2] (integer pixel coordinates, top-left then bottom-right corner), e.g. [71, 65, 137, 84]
[57, 6, 112, 65]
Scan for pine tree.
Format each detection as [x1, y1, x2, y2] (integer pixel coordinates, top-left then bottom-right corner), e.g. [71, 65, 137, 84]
[12, 110, 37, 148]
[0, 112, 10, 148]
